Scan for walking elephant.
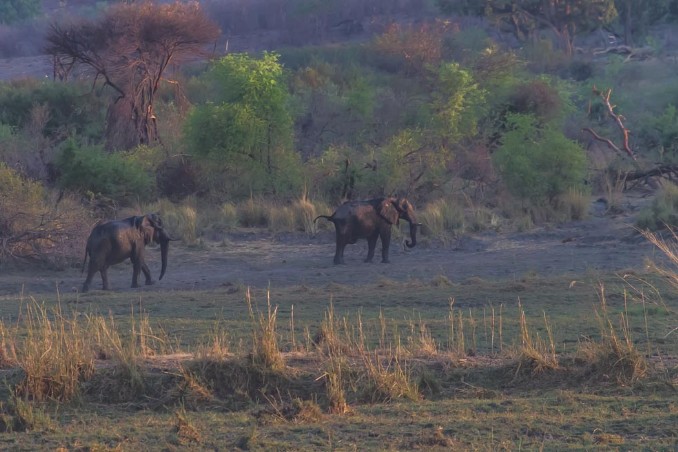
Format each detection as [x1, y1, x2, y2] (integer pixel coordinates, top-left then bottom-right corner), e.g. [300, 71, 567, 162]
[315, 196, 419, 265]
[81, 213, 173, 292]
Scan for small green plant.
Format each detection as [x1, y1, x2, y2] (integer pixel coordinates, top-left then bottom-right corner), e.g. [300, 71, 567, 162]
[0, 392, 54, 433]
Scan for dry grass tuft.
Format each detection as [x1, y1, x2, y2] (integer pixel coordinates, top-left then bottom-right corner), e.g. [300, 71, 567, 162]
[153, 198, 198, 243]
[419, 198, 464, 241]
[406, 425, 461, 449]
[193, 321, 230, 361]
[323, 356, 350, 414]
[246, 288, 285, 371]
[575, 285, 648, 385]
[237, 198, 270, 228]
[512, 303, 560, 379]
[357, 349, 421, 403]
[557, 188, 589, 221]
[13, 301, 95, 402]
[256, 397, 325, 424]
[406, 317, 438, 357]
[291, 196, 320, 234]
[170, 405, 202, 446]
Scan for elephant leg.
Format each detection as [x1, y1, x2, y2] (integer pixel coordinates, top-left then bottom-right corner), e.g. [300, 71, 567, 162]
[141, 261, 154, 286]
[380, 230, 392, 263]
[334, 238, 346, 265]
[101, 267, 110, 290]
[131, 257, 141, 288]
[365, 235, 378, 263]
[82, 266, 97, 292]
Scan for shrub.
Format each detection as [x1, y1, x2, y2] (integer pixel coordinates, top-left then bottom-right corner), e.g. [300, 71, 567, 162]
[185, 52, 303, 198]
[0, 163, 89, 266]
[636, 183, 678, 231]
[0, 80, 105, 141]
[493, 114, 587, 206]
[56, 139, 155, 204]
[508, 80, 563, 123]
[419, 198, 465, 240]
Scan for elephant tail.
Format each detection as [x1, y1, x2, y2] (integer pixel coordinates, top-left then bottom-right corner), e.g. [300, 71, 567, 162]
[313, 214, 335, 223]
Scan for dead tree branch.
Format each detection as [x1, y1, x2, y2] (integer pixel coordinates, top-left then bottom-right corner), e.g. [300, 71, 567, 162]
[583, 86, 636, 161]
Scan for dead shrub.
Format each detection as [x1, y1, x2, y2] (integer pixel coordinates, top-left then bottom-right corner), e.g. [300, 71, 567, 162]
[509, 79, 562, 123]
[0, 164, 90, 268]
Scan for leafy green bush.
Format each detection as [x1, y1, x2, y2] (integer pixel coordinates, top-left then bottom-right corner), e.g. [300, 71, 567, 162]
[653, 104, 678, 161]
[636, 183, 678, 231]
[184, 52, 303, 199]
[493, 114, 587, 206]
[56, 139, 155, 203]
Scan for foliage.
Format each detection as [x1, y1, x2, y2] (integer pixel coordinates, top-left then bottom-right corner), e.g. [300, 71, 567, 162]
[357, 129, 434, 197]
[371, 21, 454, 76]
[614, 0, 673, 44]
[0, 162, 45, 233]
[45, 2, 220, 149]
[0, 80, 105, 140]
[185, 52, 302, 198]
[0, 163, 89, 265]
[508, 79, 564, 123]
[435, 0, 485, 15]
[433, 62, 487, 143]
[55, 139, 155, 203]
[636, 183, 678, 230]
[0, 0, 40, 24]
[493, 114, 587, 204]
[482, 0, 618, 55]
[652, 104, 678, 161]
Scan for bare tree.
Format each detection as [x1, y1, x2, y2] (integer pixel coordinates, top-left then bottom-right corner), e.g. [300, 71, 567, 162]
[46, 2, 220, 150]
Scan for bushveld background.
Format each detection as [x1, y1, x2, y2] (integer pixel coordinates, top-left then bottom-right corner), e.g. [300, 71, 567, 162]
[0, 0, 677, 449]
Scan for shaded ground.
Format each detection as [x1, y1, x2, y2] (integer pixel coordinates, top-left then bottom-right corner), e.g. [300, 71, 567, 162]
[0, 192, 668, 297]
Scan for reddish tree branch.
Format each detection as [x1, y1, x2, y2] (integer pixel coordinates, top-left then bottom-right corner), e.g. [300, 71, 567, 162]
[585, 86, 636, 160]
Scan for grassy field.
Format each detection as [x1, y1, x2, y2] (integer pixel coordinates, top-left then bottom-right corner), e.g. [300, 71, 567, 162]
[0, 266, 676, 450]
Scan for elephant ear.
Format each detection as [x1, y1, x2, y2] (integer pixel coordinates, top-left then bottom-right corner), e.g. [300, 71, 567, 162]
[378, 198, 399, 225]
[136, 215, 155, 245]
[146, 213, 163, 229]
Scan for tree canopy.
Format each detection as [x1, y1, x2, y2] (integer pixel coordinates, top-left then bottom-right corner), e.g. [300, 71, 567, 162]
[478, 0, 618, 55]
[45, 2, 220, 150]
[0, 0, 40, 25]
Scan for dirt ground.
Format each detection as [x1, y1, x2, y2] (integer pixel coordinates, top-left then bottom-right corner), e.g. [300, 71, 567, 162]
[0, 191, 669, 297]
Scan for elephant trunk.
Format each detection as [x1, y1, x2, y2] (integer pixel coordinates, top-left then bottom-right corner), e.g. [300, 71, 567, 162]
[158, 230, 171, 280]
[406, 219, 417, 248]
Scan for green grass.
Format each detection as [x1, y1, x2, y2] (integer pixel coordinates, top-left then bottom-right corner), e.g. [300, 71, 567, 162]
[0, 271, 675, 449]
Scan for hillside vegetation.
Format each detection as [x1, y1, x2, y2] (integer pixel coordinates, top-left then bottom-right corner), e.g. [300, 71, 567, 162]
[1, 1, 678, 264]
[0, 2, 677, 450]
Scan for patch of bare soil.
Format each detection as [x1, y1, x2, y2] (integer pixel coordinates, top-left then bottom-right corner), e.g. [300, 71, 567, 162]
[0, 192, 666, 297]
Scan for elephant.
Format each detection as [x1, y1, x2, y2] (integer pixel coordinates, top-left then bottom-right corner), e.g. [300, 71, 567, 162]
[315, 196, 419, 265]
[81, 213, 173, 292]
